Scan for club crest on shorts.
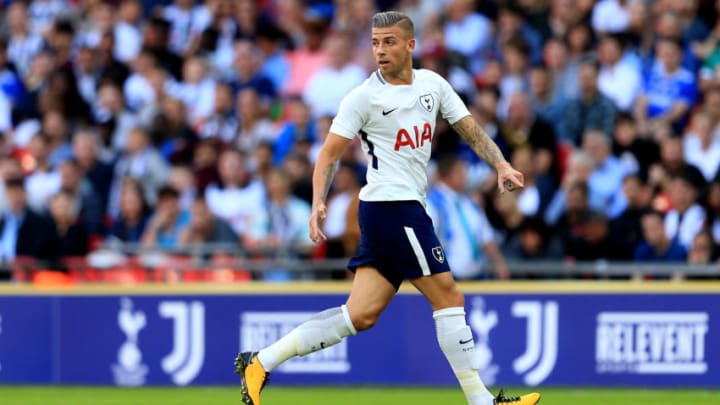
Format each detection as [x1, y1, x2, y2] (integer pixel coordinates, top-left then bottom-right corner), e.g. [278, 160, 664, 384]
[431, 246, 445, 263]
[419, 94, 434, 112]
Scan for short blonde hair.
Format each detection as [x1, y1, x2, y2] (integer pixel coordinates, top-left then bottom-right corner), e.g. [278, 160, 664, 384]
[372, 11, 415, 39]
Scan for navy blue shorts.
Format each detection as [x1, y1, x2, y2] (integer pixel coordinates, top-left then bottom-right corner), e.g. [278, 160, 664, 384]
[347, 200, 450, 290]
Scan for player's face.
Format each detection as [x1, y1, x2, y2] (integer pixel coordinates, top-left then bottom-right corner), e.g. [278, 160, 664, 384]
[371, 26, 414, 77]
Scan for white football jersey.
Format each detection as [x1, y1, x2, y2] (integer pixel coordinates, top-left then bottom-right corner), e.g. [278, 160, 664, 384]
[330, 69, 470, 203]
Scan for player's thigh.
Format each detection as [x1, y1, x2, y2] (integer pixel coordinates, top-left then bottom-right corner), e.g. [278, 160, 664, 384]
[345, 266, 396, 330]
[410, 271, 464, 311]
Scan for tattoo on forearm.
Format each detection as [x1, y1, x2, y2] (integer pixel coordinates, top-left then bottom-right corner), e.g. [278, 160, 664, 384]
[320, 163, 335, 202]
[451, 117, 506, 168]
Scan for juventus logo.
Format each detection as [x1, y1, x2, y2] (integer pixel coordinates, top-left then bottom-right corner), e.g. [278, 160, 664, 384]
[512, 301, 559, 386]
[419, 94, 434, 112]
[160, 301, 206, 386]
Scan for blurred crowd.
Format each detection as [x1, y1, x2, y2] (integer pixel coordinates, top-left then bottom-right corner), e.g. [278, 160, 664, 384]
[0, 0, 719, 281]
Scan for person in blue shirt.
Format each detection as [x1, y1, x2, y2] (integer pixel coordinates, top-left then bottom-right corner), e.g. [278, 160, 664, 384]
[634, 37, 697, 133]
[634, 210, 687, 262]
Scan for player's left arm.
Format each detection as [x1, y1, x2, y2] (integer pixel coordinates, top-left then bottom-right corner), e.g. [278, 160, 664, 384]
[450, 115, 524, 193]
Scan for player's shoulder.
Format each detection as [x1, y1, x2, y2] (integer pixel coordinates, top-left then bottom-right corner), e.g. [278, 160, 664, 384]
[342, 72, 380, 101]
[415, 68, 450, 84]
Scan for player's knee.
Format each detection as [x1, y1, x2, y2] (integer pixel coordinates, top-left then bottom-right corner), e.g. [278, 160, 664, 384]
[351, 310, 380, 331]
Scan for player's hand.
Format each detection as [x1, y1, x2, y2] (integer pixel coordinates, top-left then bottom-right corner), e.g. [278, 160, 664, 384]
[309, 201, 328, 243]
[496, 162, 524, 194]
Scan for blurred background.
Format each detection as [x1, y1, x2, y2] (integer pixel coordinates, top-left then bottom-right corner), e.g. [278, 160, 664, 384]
[0, 0, 718, 398]
[0, 0, 719, 282]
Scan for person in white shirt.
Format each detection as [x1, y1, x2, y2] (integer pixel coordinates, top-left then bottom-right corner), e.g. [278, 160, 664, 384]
[302, 31, 367, 118]
[204, 148, 266, 238]
[683, 110, 720, 182]
[427, 156, 509, 280]
[597, 33, 642, 111]
[235, 11, 537, 405]
[665, 169, 707, 249]
[6, 3, 45, 78]
[114, 0, 143, 63]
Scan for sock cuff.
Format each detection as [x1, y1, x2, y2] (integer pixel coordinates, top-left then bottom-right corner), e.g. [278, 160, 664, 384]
[341, 304, 358, 336]
[432, 306, 465, 320]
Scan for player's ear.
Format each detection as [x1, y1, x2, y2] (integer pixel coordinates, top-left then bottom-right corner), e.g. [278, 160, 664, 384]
[407, 38, 416, 52]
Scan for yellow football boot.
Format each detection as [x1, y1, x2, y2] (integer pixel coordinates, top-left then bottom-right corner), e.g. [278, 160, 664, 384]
[494, 389, 541, 405]
[234, 352, 269, 405]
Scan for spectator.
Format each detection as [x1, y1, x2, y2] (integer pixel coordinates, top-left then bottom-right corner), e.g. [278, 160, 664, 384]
[609, 174, 652, 260]
[706, 180, 720, 245]
[665, 168, 707, 249]
[528, 65, 565, 132]
[24, 134, 61, 213]
[566, 210, 625, 262]
[443, 0, 492, 74]
[113, 0, 143, 64]
[41, 109, 74, 168]
[634, 210, 687, 262]
[559, 58, 617, 144]
[163, 0, 205, 56]
[428, 156, 510, 280]
[178, 196, 238, 247]
[73, 45, 102, 107]
[683, 110, 720, 182]
[597, 33, 643, 111]
[687, 231, 716, 265]
[168, 164, 197, 211]
[48, 190, 89, 258]
[495, 2, 543, 66]
[141, 185, 190, 249]
[72, 128, 114, 213]
[108, 177, 150, 243]
[171, 57, 215, 123]
[5, 2, 44, 78]
[255, 23, 291, 93]
[592, 0, 631, 34]
[141, 17, 183, 80]
[635, 37, 697, 134]
[230, 40, 277, 103]
[283, 18, 329, 97]
[612, 112, 661, 180]
[148, 97, 197, 162]
[95, 82, 139, 152]
[0, 158, 23, 215]
[58, 159, 104, 236]
[583, 130, 629, 218]
[498, 37, 531, 112]
[542, 37, 579, 101]
[303, 31, 366, 119]
[504, 216, 563, 261]
[108, 127, 170, 218]
[273, 98, 315, 166]
[205, 148, 266, 237]
[0, 177, 58, 264]
[196, 82, 238, 143]
[323, 163, 362, 261]
[234, 88, 276, 154]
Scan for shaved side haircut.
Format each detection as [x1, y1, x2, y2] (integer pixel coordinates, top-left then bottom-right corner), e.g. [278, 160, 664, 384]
[372, 11, 415, 39]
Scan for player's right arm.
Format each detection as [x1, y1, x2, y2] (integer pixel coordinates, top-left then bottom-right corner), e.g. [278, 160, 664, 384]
[309, 133, 353, 243]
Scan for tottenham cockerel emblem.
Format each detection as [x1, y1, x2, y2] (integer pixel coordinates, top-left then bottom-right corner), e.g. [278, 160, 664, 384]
[432, 246, 445, 263]
[419, 94, 434, 112]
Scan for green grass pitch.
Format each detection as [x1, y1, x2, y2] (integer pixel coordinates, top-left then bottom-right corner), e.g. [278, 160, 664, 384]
[0, 386, 718, 404]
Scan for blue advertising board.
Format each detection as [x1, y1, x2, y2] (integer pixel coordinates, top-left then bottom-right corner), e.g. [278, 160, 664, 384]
[0, 289, 717, 387]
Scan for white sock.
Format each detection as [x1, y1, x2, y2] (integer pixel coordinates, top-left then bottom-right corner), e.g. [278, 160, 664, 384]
[256, 305, 357, 372]
[434, 307, 494, 405]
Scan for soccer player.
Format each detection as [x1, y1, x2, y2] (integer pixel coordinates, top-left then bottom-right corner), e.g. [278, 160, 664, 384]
[235, 11, 540, 405]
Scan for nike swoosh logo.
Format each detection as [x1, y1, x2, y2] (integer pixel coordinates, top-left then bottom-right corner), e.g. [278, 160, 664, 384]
[382, 107, 398, 116]
[459, 338, 473, 345]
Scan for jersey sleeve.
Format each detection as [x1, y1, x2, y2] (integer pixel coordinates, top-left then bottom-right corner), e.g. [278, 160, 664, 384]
[436, 73, 471, 125]
[329, 86, 367, 140]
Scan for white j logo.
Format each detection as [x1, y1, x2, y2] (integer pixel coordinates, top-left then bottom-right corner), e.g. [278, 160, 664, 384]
[512, 301, 558, 386]
[160, 301, 206, 385]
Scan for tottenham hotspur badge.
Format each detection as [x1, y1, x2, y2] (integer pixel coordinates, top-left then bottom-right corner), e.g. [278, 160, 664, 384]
[432, 246, 445, 263]
[419, 93, 434, 112]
